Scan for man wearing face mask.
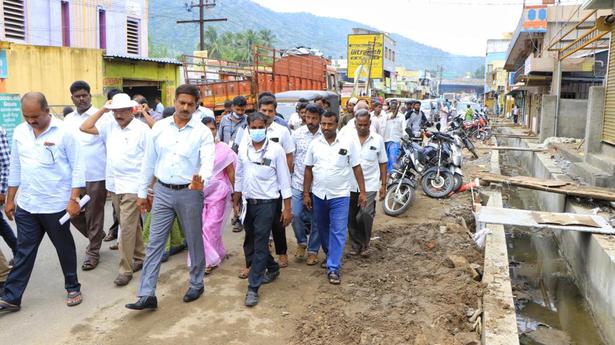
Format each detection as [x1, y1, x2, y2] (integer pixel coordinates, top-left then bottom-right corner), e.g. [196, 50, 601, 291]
[233, 112, 292, 307]
[218, 96, 248, 152]
[238, 96, 295, 270]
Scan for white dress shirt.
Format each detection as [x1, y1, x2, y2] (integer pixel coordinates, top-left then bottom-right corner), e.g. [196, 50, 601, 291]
[8, 117, 85, 214]
[338, 117, 378, 140]
[239, 121, 295, 155]
[371, 110, 387, 137]
[235, 139, 292, 200]
[350, 132, 387, 192]
[291, 126, 322, 191]
[384, 114, 405, 143]
[304, 134, 361, 200]
[288, 112, 303, 131]
[96, 118, 150, 194]
[64, 106, 110, 182]
[138, 115, 215, 198]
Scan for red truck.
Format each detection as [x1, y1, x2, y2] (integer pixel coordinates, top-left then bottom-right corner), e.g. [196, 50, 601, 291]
[182, 46, 337, 112]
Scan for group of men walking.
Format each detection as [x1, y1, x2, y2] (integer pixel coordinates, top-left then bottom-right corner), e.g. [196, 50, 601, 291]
[0, 82, 390, 311]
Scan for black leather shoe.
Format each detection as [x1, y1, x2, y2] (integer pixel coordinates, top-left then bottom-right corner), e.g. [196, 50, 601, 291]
[125, 296, 157, 310]
[262, 269, 280, 284]
[183, 287, 204, 303]
[245, 290, 259, 307]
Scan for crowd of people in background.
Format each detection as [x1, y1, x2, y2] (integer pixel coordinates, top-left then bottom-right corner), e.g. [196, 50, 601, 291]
[0, 81, 451, 312]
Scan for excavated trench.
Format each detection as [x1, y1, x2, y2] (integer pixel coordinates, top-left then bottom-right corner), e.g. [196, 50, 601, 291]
[499, 152, 605, 345]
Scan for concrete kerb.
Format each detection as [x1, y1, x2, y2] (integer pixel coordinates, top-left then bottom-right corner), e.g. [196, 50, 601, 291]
[495, 126, 615, 345]
[480, 137, 520, 345]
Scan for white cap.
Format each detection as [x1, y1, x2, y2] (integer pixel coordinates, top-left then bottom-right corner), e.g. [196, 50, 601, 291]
[348, 97, 359, 105]
[107, 93, 138, 110]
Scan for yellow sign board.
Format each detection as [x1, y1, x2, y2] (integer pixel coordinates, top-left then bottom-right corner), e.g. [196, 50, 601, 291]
[347, 34, 384, 80]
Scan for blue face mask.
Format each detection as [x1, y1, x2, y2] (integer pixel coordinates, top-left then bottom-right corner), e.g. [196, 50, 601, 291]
[250, 128, 267, 143]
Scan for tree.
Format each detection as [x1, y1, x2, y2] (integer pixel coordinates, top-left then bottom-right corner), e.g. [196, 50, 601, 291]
[258, 29, 276, 47]
[472, 65, 485, 79]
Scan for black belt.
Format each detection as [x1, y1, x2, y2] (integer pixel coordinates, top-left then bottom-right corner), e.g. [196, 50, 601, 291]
[158, 181, 190, 190]
[246, 199, 276, 205]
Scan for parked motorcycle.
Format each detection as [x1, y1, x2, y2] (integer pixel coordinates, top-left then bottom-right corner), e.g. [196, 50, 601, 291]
[382, 124, 458, 216]
[450, 117, 479, 159]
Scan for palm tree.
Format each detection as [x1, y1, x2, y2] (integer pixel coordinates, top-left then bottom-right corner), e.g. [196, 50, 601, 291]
[240, 29, 259, 63]
[258, 29, 275, 47]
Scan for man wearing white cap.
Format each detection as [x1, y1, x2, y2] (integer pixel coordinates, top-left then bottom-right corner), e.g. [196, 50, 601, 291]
[80, 93, 150, 286]
[339, 97, 358, 129]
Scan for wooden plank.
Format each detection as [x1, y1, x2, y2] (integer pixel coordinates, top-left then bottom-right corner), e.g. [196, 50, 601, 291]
[477, 146, 548, 152]
[476, 206, 615, 234]
[476, 172, 615, 201]
[493, 134, 539, 139]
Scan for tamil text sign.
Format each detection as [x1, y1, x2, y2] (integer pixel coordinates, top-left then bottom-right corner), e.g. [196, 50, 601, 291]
[0, 94, 22, 144]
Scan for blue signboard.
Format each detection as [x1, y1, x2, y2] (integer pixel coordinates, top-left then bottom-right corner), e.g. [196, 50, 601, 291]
[0, 50, 7, 79]
[0, 94, 22, 144]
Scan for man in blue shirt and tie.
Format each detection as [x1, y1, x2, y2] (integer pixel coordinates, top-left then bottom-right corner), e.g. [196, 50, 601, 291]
[126, 84, 215, 311]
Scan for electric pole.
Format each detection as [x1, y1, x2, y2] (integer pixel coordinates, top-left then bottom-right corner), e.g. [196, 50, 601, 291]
[177, 0, 227, 51]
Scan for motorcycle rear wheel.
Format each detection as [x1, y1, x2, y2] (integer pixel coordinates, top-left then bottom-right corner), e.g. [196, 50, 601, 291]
[421, 168, 455, 198]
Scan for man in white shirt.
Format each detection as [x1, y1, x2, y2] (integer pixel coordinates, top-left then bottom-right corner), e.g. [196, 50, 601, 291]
[238, 96, 295, 268]
[339, 100, 378, 139]
[370, 101, 387, 137]
[288, 101, 308, 132]
[64, 80, 109, 271]
[290, 104, 322, 265]
[348, 110, 387, 257]
[125, 84, 215, 311]
[79, 93, 150, 287]
[0, 92, 85, 312]
[383, 100, 404, 172]
[233, 112, 292, 307]
[153, 96, 165, 120]
[303, 111, 367, 285]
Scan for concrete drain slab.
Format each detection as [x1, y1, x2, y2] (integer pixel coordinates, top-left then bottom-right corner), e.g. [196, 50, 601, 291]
[476, 206, 615, 235]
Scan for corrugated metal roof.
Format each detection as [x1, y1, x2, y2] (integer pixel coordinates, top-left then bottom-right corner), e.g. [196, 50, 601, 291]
[103, 54, 182, 65]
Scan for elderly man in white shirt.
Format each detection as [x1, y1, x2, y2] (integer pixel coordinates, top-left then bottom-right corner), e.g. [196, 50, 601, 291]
[303, 111, 367, 285]
[63, 80, 109, 271]
[0, 92, 85, 312]
[348, 110, 387, 257]
[125, 84, 215, 311]
[238, 96, 295, 269]
[233, 112, 292, 307]
[80, 93, 151, 287]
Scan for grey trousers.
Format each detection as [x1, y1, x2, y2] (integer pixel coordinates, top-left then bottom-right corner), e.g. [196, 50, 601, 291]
[348, 191, 377, 252]
[137, 183, 205, 297]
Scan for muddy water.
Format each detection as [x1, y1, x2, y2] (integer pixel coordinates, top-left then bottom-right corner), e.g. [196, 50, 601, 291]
[500, 153, 605, 345]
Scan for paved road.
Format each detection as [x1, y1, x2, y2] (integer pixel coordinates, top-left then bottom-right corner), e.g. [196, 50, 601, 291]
[0, 200, 317, 345]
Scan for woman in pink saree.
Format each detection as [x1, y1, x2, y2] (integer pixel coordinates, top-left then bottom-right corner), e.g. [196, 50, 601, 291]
[202, 117, 237, 274]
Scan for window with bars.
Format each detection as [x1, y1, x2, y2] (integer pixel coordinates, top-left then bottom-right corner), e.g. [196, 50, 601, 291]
[3, 0, 26, 41]
[126, 18, 139, 55]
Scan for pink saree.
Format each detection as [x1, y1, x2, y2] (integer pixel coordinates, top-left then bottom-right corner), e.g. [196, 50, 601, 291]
[202, 141, 237, 267]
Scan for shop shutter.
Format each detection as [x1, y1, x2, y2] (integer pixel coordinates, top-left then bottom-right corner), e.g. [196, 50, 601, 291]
[3, 0, 25, 40]
[603, 31, 615, 144]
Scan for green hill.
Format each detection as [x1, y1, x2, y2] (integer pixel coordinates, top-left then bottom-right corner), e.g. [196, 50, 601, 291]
[149, 0, 483, 77]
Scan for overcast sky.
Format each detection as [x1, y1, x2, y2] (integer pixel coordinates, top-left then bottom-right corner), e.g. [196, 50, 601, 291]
[252, 0, 580, 56]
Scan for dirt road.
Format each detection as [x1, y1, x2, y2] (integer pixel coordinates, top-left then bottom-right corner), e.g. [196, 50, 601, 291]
[2, 152, 487, 345]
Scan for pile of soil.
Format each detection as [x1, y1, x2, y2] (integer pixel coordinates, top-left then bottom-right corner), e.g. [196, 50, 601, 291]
[291, 190, 485, 345]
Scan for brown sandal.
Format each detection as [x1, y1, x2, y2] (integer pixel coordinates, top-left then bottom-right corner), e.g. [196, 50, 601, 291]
[81, 259, 98, 271]
[205, 265, 218, 275]
[238, 267, 250, 279]
[66, 291, 83, 307]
